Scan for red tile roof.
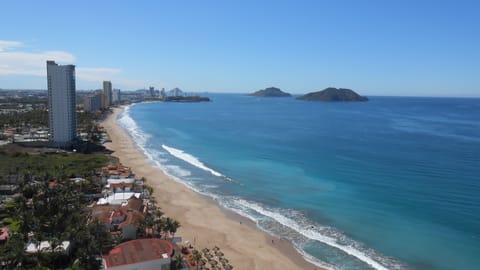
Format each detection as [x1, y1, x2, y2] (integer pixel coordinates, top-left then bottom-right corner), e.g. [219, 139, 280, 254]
[0, 227, 11, 241]
[110, 183, 134, 189]
[103, 238, 174, 267]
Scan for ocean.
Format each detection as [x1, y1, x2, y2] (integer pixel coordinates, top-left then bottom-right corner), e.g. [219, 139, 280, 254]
[118, 94, 480, 270]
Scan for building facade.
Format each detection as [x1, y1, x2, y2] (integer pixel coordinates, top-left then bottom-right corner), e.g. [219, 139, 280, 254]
[103, 81, 112, 108]
[84, 92, 102, 111]
[112, 89, 121, 103]
[47, 60, 77, 146]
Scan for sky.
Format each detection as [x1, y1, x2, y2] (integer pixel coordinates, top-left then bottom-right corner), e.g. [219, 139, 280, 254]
[0, 0, 479, 97]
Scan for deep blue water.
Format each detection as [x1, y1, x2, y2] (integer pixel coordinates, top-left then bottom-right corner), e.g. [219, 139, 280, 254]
[118, 94, 480, 270]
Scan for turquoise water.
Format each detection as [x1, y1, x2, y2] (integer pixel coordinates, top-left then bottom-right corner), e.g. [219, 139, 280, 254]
[118, 95, 480, 270]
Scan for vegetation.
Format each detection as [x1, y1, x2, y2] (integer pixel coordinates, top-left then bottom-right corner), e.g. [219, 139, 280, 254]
[193, 251, 202, 270]
[0, 146, 111, 269]
[172, 254, 185, 270]
[0, 145, 109, 180]
[0, 109, 48, 129]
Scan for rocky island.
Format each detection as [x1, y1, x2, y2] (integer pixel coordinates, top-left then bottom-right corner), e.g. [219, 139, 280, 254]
[248, 87, 292, 97]
[296, 87, 368, 102]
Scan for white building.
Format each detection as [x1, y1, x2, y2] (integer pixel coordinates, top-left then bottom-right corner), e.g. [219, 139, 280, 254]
[112, 89, 121, 103]
[25, 240, 71, 255]
[103, 81, 112, 108]
[47, 60, 77, 146]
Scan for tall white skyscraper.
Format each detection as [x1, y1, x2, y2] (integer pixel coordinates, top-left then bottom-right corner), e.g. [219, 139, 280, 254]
[47, 60, 77, 146]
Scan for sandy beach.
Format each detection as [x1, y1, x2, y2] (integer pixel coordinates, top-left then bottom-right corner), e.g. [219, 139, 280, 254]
[102, 107, 323, 270]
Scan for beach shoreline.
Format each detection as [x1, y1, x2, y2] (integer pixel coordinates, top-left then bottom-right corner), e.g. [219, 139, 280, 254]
[102, 106, 325, 270]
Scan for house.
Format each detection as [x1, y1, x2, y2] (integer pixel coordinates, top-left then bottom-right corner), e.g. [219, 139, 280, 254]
[102, 238, 174, 270]
[89, 197, 146, 239]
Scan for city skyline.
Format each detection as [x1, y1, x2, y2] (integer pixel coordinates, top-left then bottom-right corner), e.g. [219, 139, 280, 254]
[1, 0, 479, 97]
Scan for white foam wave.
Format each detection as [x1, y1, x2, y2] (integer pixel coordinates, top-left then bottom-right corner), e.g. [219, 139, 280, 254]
[165, 165, 192, 177]
[235, 199, 391, 270]
[118, 105, 150, 147]
[162, 144, 223, 177]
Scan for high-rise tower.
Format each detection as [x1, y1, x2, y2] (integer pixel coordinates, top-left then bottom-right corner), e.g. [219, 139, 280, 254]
[47, 60, 77, 146]
[103, 81, 112, 108]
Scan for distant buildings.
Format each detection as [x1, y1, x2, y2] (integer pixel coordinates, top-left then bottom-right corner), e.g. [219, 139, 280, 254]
[103, 81, 112, 109]
[46, 60, 77, 146]
[112, 89, 121, 104]
[173, 87, 180, 97]
[149, 86, 155, 97]
[84, 92, 102, 111]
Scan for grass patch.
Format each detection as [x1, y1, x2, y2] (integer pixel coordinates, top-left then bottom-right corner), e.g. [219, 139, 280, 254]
[0, 145, 110, 178]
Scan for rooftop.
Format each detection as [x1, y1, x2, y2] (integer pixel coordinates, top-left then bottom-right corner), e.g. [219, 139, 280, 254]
[102, 238, 174, 268]
[0, 227, 11, 241]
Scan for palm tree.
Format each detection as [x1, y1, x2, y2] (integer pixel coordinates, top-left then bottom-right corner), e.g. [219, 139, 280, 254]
[134, 218, 147, 238]
[144, 215, 155, 237]
[169, 220, 180, 240]
[154, 218, 166, 238]
[173, 254, 184, 270]
[193, 251, 202, 270]
[163, 218, 173, 239]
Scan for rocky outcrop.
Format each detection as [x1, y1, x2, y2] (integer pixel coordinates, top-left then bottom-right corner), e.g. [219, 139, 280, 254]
[296, 88, 368, 102]
[248, 87, 291, 97]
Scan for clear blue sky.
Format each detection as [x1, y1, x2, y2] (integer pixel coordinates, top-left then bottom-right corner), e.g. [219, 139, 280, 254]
[1, 0, 479, 96]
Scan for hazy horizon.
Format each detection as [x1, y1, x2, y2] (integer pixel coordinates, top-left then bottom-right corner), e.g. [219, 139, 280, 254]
[1, 0, 479, 97]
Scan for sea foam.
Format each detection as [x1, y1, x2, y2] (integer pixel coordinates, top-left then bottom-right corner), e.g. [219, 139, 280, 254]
[162, 144, 223, 177]
[233, 199, 395, 270]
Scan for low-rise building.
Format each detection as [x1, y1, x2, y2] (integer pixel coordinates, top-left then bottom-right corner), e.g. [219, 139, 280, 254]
[89, 196, 146, 239]
[102, 238, 174, 270]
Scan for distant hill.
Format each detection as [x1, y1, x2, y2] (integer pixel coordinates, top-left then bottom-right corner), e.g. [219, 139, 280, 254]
[296, 87, 368, 102]
[248, 87, 291, 97]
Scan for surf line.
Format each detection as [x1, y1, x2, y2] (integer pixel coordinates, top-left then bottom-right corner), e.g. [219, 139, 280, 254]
[162, 144, 223, 177]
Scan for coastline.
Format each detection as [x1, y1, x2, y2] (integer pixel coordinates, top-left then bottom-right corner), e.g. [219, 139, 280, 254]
[102, 106, 325, 270]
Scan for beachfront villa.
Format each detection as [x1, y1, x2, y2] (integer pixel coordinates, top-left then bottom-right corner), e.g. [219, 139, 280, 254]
[102, 238, 174, 270]
[97, 191, 142, 205]
[89, 196, 146, 239]
[100, 164, 144, 205]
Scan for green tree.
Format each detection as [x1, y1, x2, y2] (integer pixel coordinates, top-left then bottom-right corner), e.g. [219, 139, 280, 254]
[173, 254, 184, 270]
[192, 251, 202, 270]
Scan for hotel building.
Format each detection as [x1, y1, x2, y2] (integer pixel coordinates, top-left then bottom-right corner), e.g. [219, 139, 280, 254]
[46, 60, 77, 146]
[103, 81, 112, 109]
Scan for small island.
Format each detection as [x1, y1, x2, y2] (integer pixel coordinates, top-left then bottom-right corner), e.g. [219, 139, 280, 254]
[248, 87, 291, 97]
[296, 87, 368, 102]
